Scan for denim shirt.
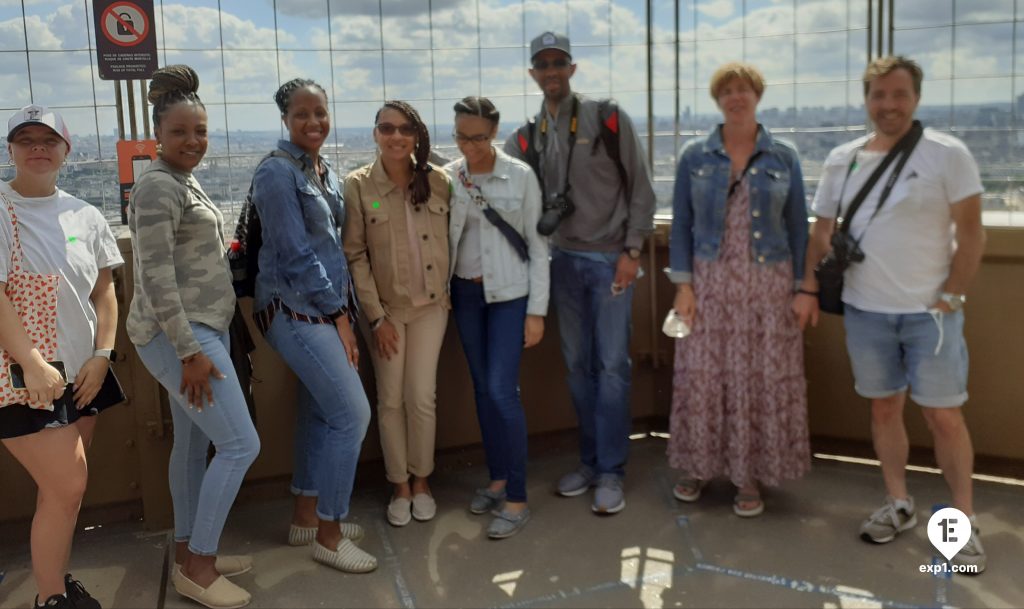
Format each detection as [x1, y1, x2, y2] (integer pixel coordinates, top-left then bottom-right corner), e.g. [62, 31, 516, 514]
[667, 124, 808, 287]
[251, 140, 354, 318]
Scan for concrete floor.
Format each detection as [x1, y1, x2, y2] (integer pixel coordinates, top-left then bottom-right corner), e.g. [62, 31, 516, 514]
[2, 433, 1023, 609]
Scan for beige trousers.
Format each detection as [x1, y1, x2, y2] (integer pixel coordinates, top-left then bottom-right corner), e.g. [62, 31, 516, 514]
[370, 303, 448, 484]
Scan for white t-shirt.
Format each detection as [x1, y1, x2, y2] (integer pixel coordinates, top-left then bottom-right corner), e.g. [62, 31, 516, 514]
[0, 182, 124, 380]
[453, 172, 490, 280]
[811, 128, 983, 313]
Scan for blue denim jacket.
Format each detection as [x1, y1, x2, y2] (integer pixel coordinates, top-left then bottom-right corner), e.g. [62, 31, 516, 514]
[251, 140, 354, 318]
[668, 124, 808, 286]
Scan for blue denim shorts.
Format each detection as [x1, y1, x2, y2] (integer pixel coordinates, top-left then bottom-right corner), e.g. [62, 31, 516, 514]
[843, 305, 969, 408]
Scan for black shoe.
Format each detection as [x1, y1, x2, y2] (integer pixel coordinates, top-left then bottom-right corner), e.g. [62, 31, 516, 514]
[64, 574, 102, 609]
[35, 594, 73, 609]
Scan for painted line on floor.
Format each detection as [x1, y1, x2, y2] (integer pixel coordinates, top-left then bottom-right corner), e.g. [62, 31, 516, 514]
[674, 514, 704, 562]
[495, 579, 633, 609]
[694, 563, 932, 609]
[373, 519, 417, 609]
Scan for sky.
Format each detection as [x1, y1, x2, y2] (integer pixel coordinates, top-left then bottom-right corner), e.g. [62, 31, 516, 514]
[0, 0, 1020, 148]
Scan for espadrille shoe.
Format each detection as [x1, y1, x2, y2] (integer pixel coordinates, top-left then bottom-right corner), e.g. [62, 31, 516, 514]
[288, 522, 365, 546]
[312, 538, 378, 573]
[176, 556, 253, 578]
[172, 571, 250, 609]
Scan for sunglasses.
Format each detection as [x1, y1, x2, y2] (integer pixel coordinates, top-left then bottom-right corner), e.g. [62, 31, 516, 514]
[453, 132, 491, 144]
[532, 58, 571, 70]
[376, 122, 417, 137]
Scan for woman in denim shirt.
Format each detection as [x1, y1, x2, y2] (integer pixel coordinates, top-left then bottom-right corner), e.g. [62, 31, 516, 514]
[251, 78, 375, 574]
[444, 97, 549, 539]
[666, 63, 811, 517]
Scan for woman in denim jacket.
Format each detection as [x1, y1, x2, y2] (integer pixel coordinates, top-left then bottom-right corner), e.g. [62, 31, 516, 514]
[251, 78, 375, 574]
[444, 97, 549, 539]
[666, 63, 811, 517]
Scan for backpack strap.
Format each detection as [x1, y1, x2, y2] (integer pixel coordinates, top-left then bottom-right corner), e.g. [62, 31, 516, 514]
[594, 99, 629, 193]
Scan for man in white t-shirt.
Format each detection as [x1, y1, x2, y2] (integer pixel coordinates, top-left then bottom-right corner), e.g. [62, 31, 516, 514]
[793, 56, 987, 573]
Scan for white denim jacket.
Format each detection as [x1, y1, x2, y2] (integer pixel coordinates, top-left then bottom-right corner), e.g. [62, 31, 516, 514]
[445, 148, 550, 316]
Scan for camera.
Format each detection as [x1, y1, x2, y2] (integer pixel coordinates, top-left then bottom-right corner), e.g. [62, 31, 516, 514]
[537, 193, 576, 236]
[828, 231, 865, 267]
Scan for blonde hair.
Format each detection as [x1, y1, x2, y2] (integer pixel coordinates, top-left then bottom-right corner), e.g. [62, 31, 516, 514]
[709, 62, 766, 100]
[862, 55, 923, 96]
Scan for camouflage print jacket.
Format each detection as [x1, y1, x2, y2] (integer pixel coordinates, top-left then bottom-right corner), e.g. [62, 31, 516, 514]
[126, 158, 235, 359]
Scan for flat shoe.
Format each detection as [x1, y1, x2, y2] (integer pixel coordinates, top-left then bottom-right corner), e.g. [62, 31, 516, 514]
[173, 571, 251, 609]
[672, 478, 704, 503]
[312, 538, 378, 573]
[289, 522, 365, 546]
[387, 496, 412, 527]
[412, 493, 437, 521]
[470, 488, 506, 515]
[487, 508, 531, 539]
[733, 492, 765, 518]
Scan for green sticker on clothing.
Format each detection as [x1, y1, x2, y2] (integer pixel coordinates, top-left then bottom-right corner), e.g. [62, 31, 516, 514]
[67, 236, 78, 243]
[372, 201, 381, 209]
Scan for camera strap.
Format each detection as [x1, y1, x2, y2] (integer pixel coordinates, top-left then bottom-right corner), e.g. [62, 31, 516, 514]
[538, 94, 580, 198]
[456, 164, 530, 262]
[728, 150, 765, 197]
[836, 120, 924, 239]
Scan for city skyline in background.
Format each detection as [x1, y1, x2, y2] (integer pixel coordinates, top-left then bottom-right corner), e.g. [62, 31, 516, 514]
[0, 0, 1021, 224]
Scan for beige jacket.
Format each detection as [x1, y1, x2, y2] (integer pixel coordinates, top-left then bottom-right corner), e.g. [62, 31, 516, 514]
[343, 159, 451, 323]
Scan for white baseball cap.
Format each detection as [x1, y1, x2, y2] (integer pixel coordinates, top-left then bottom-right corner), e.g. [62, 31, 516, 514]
[7, 104, 72, 149]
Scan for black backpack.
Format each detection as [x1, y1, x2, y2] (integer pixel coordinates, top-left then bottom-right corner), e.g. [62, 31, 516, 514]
[227, 150, 307, 298]
[514, 98, 629, 192]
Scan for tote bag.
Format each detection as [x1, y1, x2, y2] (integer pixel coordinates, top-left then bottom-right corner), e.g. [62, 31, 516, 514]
[0, 192, 60, 410]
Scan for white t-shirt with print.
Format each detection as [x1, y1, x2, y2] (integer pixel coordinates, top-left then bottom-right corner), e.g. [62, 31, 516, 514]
[0, 182, 124, 380]
[811, 128, 983, 314]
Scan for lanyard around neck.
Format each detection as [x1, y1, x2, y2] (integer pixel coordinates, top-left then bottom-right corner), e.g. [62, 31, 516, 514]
[539, 94, 580, 196]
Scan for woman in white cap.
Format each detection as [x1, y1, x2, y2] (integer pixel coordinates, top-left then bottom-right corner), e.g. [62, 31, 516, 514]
[0, 105, 124, 609]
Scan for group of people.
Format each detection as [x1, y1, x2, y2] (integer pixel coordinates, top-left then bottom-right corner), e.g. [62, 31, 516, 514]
[0, 28, 987, 609]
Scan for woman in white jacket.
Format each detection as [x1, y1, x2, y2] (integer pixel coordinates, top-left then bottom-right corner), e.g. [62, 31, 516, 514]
[445, 96, 548, 539]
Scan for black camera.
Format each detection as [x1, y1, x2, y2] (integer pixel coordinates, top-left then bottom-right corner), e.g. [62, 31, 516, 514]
[828, 231, 865, 267]
[537, 193, 576, 236]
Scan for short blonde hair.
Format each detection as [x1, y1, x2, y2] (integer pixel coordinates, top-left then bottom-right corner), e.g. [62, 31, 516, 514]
[709, 62, 766, 100]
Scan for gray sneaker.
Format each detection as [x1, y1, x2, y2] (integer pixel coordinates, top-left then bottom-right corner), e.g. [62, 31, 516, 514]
[470, 488, 506, 515]
[557, 465, 596, 497]
[592, 474, 625, 514]
[487, 508, 531, 539]
[860, 496, 917, 543]
[952, 525, 986, 574]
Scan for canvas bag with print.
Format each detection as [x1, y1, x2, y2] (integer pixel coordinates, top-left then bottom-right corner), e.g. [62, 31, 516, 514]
[0, 192, 60, 410]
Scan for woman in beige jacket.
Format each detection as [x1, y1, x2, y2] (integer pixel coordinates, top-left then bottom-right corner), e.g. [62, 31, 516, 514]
[343, 100, 451, 527]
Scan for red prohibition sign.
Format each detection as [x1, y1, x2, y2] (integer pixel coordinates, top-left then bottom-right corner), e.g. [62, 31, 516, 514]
[101, 2, 149, 47]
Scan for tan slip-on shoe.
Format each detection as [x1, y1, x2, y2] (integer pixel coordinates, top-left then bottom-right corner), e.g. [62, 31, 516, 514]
[312, 538, 378, 573]
[173, 571, 251, 609]
[411, 493, 437, 521]
[288, 522, 366, 546]
[175, 556, 253, 578]
[387, 496, 412, 527]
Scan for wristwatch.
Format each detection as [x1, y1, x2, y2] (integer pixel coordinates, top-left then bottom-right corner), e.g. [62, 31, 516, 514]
[625, 247, 642, 260]
[93, 348, 117, 361]
[939, 292, 966, 311]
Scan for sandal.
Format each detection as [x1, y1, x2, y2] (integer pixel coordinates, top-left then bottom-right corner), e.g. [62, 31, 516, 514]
[733, 492, 765, 518]
[672, 477, 705, 503]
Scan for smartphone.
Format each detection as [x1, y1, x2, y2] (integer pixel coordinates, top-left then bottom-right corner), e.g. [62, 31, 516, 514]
[9, 361, 66, 390]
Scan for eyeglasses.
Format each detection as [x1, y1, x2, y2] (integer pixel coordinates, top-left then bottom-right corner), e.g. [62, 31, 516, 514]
[376, 122, 417, 137]
[532, 58, 571, 70]
[453, 132, 491, 145]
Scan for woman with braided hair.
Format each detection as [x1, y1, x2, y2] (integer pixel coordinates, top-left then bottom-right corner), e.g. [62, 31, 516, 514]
[251, 78, 376, 574]
[343, 100, 451, 527]
[128, 64, 259, 608]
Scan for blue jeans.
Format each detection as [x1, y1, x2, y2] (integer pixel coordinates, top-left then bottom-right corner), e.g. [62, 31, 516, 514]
[451, 278, 530, 502]
[844, 305, 969, 407]
[264, 314, 371, 521]
[550, 249, 634, 478]
[135, 323, 260, 556]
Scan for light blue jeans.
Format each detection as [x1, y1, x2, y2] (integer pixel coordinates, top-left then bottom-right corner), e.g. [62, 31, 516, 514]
[264, 314, 371, 521]
[135, 323, 260, 556]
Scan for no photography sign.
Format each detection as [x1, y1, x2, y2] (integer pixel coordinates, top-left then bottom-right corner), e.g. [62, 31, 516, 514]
[93, 0, 157, 80]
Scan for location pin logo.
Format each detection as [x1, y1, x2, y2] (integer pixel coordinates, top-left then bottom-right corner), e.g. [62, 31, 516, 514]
[927, 507, 972, 561]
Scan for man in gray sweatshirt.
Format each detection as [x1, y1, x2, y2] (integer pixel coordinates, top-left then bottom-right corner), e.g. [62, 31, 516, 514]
[504, 31, 656, 515]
